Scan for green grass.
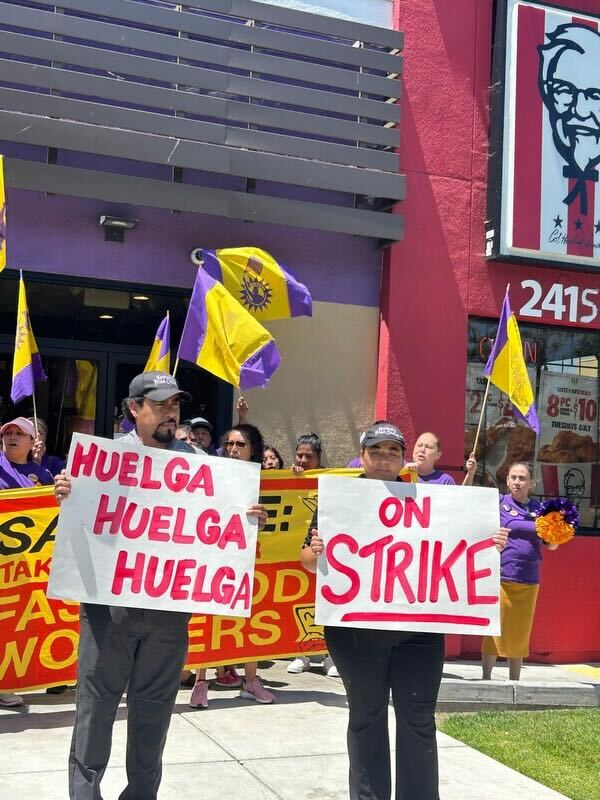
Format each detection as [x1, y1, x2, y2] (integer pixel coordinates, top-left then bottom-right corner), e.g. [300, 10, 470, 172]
[438, 709, 599, 800]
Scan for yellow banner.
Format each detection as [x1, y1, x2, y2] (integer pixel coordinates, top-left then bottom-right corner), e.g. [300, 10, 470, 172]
[0, 468, 415, 690]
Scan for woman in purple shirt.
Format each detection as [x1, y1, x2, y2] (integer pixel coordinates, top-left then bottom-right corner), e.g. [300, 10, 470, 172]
[0, 417, 54, 489]
[409, 432, 477, 486]
[481, 461, 558, 681]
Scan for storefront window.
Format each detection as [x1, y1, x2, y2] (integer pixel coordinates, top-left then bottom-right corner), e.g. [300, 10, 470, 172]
[466, 319, 599, 532]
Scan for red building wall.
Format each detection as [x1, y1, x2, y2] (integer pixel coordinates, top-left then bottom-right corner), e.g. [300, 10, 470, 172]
[379, 0, 600, 662]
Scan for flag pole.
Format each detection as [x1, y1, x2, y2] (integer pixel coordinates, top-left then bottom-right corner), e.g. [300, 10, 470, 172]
[471, 377, 490, 458]
[172, 357, 179, 378]
[472, 283, 511, 458]
[31, 390, 39, 437]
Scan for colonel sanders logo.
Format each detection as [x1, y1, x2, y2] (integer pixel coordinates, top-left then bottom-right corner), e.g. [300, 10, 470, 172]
[539, 24, 600, 215]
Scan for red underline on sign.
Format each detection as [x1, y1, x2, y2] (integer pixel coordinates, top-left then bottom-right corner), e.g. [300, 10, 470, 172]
[340, 612, 491, 626]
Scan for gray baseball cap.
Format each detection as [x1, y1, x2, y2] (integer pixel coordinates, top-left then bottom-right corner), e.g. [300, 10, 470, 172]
[128, 371, 192, 403]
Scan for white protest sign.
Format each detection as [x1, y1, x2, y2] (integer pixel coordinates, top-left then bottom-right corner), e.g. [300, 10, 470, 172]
[47, 434, 261, 616]
[315, 477, 501, 635]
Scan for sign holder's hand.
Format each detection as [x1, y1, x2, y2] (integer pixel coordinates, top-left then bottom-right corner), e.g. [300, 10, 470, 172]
[54, 470, 72, 505]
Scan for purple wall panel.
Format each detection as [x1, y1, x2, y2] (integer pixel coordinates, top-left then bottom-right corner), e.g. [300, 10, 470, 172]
[7, 188, 381, 307]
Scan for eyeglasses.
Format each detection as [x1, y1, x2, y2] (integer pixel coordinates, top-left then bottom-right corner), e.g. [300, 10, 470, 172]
[224, 440, 248, 449]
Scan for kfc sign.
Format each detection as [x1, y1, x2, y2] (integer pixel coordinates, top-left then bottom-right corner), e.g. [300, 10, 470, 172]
[488, 1, 600, 270]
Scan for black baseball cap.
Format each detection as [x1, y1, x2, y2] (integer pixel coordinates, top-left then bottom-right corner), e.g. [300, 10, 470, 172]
[128, 371, 192, 403]
[361, 422, 405, 450]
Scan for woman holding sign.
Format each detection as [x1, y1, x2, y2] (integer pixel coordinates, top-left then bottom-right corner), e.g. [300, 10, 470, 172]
[191, 423, 274, 707]
[481, 461, 558, 682]
[302, 421, 508, 800]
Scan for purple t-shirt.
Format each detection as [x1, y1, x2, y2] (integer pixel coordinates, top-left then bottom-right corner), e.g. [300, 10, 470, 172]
[418, 470, 456, 485]
[499, 494, 543, 585]
[0, 453, 54, 489]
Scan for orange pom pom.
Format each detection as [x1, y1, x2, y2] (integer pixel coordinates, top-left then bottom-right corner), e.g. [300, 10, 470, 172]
[535, 511, 575, 545]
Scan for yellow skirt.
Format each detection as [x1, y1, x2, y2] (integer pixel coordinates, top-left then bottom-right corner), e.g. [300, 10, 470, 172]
[481, 581, 539, 658]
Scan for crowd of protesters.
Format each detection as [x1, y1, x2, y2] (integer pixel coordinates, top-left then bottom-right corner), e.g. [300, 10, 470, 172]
[2, 371, 555, 800]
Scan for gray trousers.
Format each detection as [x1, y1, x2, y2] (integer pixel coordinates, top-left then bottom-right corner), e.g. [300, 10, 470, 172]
[69, 603, 191, 800]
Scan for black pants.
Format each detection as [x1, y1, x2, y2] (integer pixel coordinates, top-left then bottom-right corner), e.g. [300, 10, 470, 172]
[326, 626, 444, 800]
[69, 603, 191, 800]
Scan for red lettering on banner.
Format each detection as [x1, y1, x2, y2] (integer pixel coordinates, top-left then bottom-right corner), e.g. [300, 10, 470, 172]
[466, 539, 497, 604]
[164, 457, 190, 492]
[93, 494, 126, 534]
[118, 452, 139, 487]
[211, 566, 236, 605]
[322, 534, 360, 604]
[359, 535, 393, 601]
[378, 496, 431, 529]
[417, 540, 429, 602]
[196, 509, 221, 544]
[192, 565, 211, 602]
[144, 555, 175, 597]
[172, 508, 194, 544]
[70, 441, 99, 477]
[384, 542, 415, 603]
[429, 540, 467, 603]
[186, 465, 214, 496]
[121, 502, 150, 539]
[171, 559, 196, 599]
[108, 550, 250, 610]
[96, 449, 120, 482]
[112, 550, 144, 594]
[148, 506, 174, 542]
[218, 515, 247, 550]
[140, 456, 162, 490]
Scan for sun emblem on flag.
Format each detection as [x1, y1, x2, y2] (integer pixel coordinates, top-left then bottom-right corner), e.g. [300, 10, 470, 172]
[16, 312, 30, 349]
[240, 273, 273, 312]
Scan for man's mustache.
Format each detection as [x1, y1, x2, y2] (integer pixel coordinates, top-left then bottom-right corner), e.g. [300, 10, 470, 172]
[158, 417, 178, 425]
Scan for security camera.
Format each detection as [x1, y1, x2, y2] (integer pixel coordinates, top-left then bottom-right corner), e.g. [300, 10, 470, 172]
[190, 247, 204, 266]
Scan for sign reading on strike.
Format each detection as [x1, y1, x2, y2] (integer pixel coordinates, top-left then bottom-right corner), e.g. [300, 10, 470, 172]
[47, 434, 261, 616]
[315, 477, 501, 635]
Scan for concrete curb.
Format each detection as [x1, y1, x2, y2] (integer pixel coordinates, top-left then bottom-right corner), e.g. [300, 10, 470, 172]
[438, 678, 600, 707]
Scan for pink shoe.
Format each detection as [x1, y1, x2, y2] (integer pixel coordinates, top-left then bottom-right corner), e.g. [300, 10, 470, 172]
[214, 667, 242, 688]
[239, 677, 274, 704]
[189, 680, 208, 709]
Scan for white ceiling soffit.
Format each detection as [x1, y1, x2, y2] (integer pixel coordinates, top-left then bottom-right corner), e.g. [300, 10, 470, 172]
[257, 0, 394, 29]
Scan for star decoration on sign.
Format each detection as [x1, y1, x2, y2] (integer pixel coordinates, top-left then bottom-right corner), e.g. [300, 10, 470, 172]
[552, 214, 563, 228]
[574, 218, 583, 231]
[595, 220, 600, 234]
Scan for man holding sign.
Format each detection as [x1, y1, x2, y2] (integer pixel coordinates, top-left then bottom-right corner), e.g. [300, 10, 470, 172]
[302, 422, 508, 800]
[52, 371, 266, 800]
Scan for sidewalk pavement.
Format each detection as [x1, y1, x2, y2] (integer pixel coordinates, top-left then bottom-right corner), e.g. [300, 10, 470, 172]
[1, 658, 595, 800]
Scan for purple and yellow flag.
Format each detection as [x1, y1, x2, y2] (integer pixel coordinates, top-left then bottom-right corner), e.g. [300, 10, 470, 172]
[202, 247, 312, 320]
[177, 268, 280, 390]
[0, 155, 6, 272]
[11, 272, 47, 403]
[484, 289, 540, 432]
[144, 313, 170, 373]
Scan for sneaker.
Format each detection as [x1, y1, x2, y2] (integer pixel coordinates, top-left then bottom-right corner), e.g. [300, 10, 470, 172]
[323, 656, 339, 678]
[239, 677, 274, 704]
[0, 693, 24, 708]
[180, 672, 196, 688]
[214, 667, 242, 688]
[189, 681, 209, 709]
[287, 656, 310, 674]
